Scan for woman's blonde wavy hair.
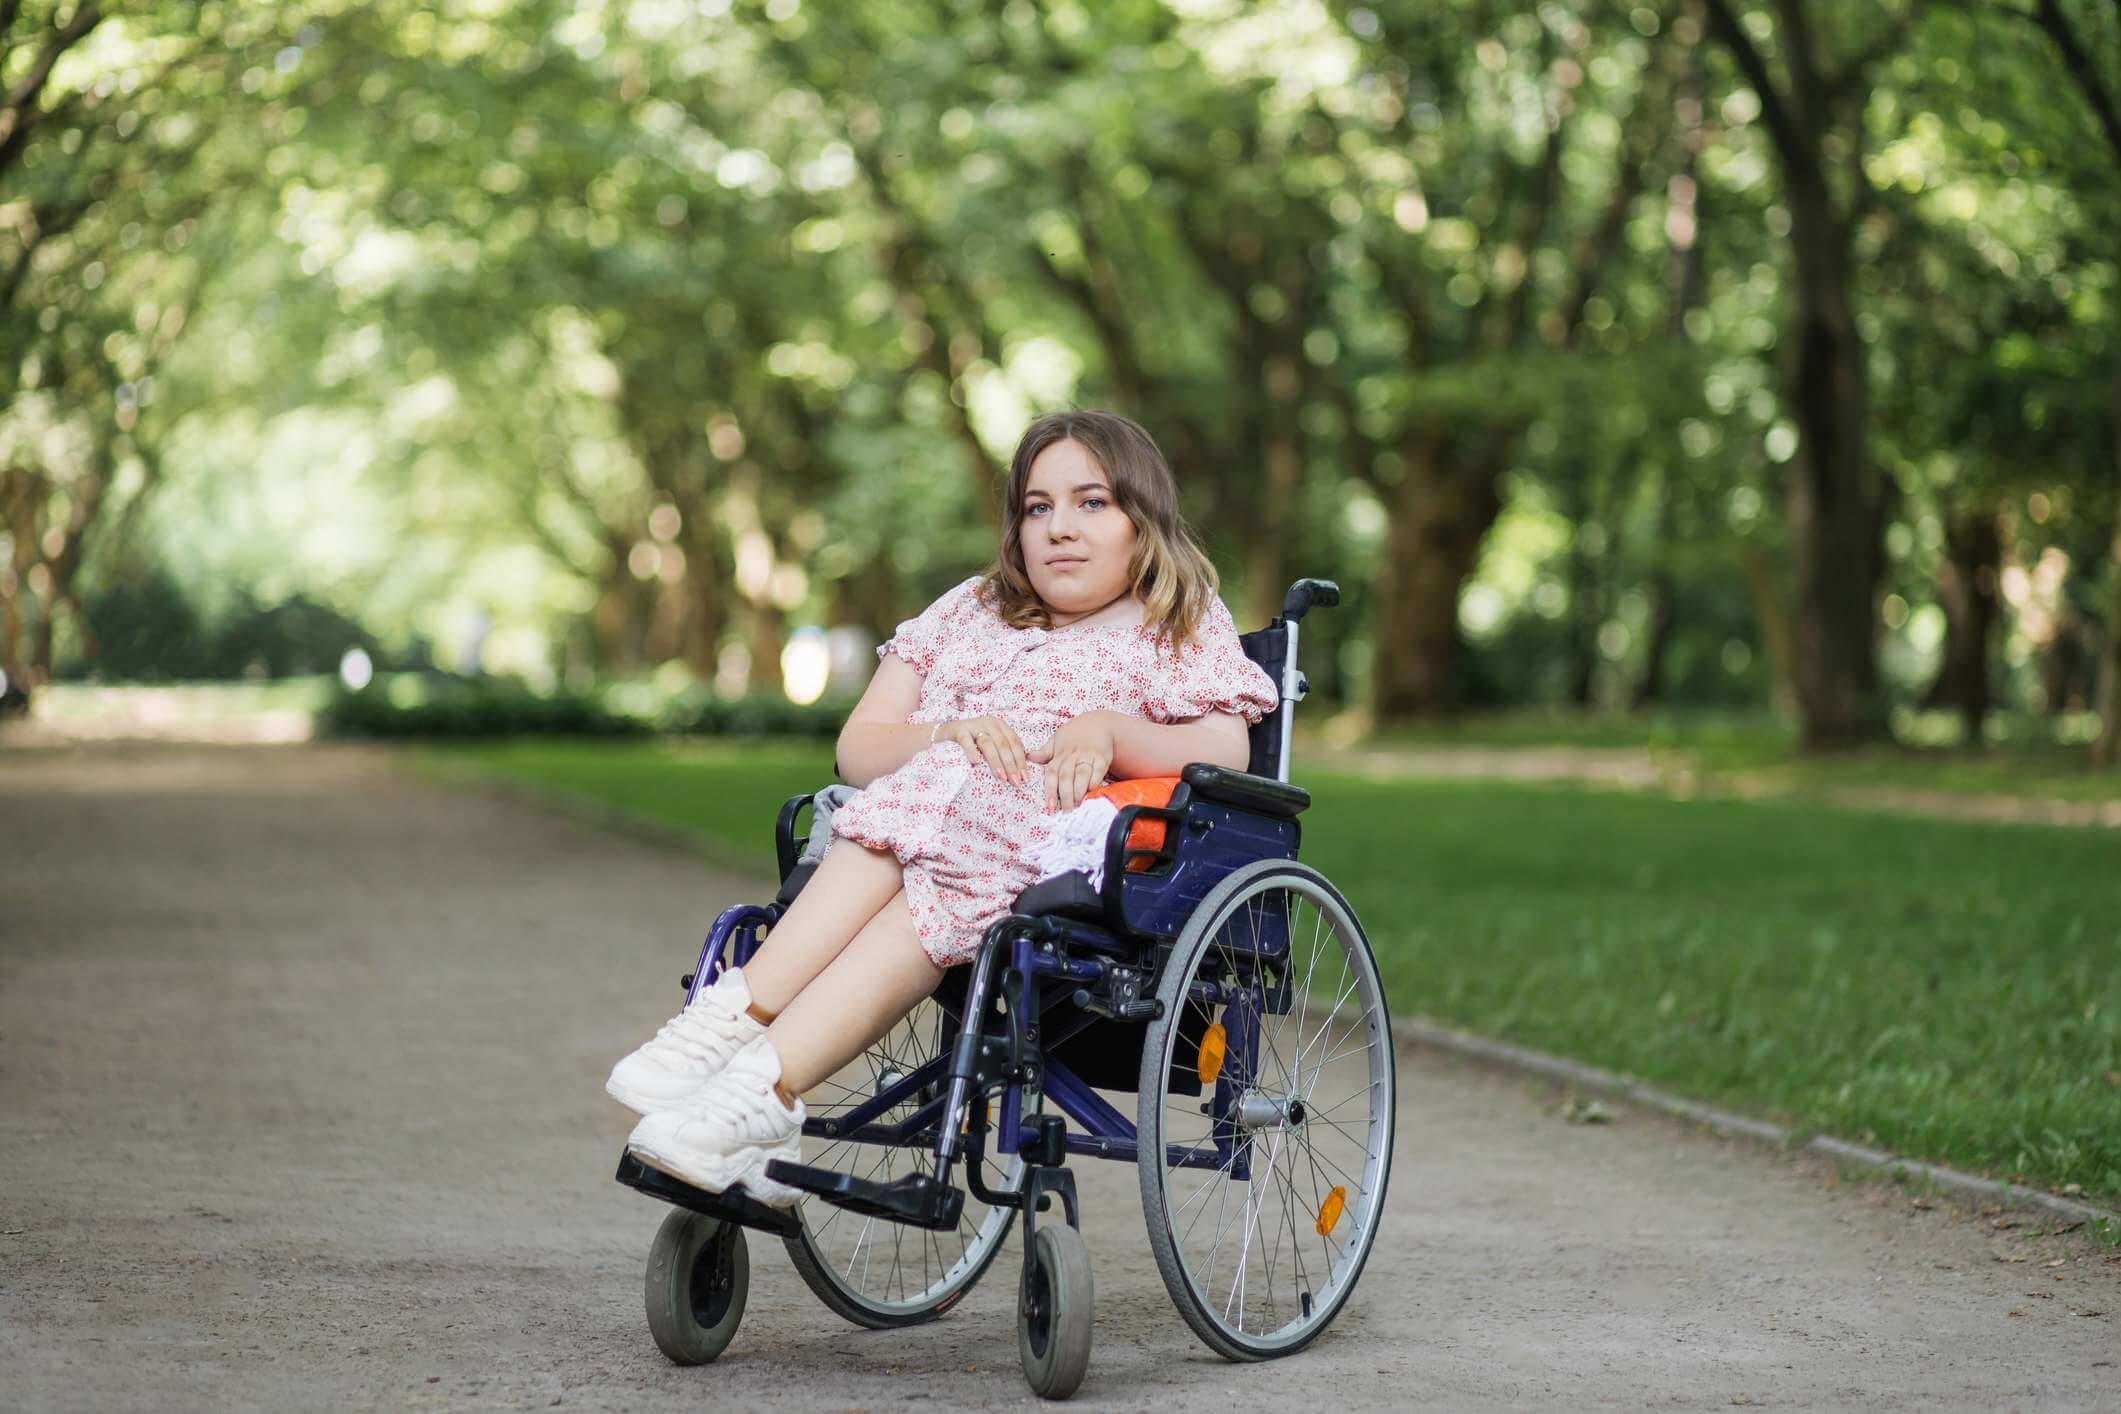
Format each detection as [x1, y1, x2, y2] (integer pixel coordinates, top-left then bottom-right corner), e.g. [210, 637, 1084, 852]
[980, 410, 1222, 655]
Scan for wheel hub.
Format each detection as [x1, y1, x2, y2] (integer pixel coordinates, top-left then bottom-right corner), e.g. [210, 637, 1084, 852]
[1233, 1089, 1306, 1131]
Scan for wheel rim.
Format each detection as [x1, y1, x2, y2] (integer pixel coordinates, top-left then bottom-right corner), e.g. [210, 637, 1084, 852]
[1146, 866, 1393, 1353]
[688, 1223, 738, 1330]
[791, 991, 1019, 1316]
[1022, 1247, 1053, 1358]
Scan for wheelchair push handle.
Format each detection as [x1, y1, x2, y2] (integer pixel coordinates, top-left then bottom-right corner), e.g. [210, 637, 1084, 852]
[1280, 578, 1339, 622]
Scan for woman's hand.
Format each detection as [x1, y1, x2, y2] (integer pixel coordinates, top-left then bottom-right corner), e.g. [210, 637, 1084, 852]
[1030, 712, 1119, 813]
[935, 715, 1029, 786]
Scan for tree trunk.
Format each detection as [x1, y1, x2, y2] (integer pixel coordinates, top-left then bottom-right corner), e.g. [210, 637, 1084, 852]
[1562, 476, 1600, 707]
[0, 577, 21, 686]
[1633, 571, 1676, 710]
[1701, 0, 1889, 750]
[2095, 364, 2121, 768]
[2094, 531, 2121, 769]
[31, 587, 56, 679]
[745, 602, 784, 696]
[1634, 469, 1678, 709]
[1783, 215, 1887, 749]
[1243, 425, 1299, 629]
[1739, 543, 1799, 714]
[1370, 433, 1503, 719]
[1921, 506, 2001, 746]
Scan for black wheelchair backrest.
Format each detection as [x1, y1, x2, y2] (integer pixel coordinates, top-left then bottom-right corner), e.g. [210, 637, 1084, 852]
[1238, 625, 1289, 781]
[1237, 577, 1339, 782]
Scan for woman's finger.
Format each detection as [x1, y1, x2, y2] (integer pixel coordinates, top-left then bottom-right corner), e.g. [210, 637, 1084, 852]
[1049, 749, 1073, 811]
[980, 717, 1022, 785]
[1072, 758, 1096, 811]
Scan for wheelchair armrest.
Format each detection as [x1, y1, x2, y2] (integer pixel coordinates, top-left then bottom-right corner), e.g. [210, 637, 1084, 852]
[1180, 762, 1309, 818]
[774, 790, 816, 882]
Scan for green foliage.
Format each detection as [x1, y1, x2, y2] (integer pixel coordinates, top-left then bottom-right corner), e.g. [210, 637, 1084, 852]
[319, 674, 849, 740]
[5, 0, 2118, 747]
[65, 571, 383, 682]
[322, 675, 646, 740]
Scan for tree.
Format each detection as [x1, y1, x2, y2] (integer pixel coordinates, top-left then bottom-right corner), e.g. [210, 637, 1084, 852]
[1699, 1, 1931, 748]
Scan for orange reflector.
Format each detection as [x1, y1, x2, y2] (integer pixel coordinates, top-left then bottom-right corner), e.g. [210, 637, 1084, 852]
[1315, 1186, 1347, 1237]
[1197, 1023, 1227, 1085]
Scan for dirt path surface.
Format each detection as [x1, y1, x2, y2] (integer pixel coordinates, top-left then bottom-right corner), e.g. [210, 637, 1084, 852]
[4, 744, 2115, 1412]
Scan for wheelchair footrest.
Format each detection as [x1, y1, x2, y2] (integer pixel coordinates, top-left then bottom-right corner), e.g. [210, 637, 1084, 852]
[614, 1150, 802, 1237]
[764, 1160, 966, 1232]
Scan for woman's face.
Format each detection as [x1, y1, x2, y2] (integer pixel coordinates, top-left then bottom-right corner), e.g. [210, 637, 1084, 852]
[1018, 438, 1138, 620]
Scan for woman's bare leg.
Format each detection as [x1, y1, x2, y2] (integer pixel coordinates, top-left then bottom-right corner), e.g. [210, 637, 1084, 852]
[766, 892, 943, 1096]
[741, 840, 904, 1013]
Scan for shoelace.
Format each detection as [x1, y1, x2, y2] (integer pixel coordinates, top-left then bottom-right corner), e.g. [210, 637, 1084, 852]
[678, 1067, 797, 1134]
[650, 995, 754, 1066]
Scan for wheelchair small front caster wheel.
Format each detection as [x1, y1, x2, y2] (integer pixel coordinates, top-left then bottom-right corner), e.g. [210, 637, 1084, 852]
[644, 1207, 748, 1365]
[1018, 1224, 1093, 1399]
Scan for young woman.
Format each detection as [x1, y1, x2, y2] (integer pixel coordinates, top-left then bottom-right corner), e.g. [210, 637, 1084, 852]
[606, 410, 1278, 1205]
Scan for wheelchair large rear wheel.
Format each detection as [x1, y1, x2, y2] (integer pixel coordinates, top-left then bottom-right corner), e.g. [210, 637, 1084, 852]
[785, 989, 1020, 1327]
[1136, 860, 1394, 1360]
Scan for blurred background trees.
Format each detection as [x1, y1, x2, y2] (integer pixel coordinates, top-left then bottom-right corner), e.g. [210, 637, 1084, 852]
[3, 0, 2117, 759]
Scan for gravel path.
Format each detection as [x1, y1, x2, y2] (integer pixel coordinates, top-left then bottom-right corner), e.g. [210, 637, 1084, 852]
[3, 744, 2115, 1411]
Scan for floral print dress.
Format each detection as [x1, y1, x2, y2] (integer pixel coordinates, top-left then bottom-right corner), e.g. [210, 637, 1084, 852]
[828, 576, 1279, 967]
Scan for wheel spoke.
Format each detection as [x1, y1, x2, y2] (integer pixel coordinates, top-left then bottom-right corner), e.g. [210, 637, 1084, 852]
[1144, 867, 1392, 1353]
[789, 994, 1016, 1318]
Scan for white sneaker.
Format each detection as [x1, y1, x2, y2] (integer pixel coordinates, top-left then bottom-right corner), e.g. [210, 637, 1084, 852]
[605, 967, 767, 1115]
[626, 1036, 806, 1208]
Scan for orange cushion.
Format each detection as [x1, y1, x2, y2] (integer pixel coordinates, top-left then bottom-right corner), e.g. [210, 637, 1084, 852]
[1086, 777, 1183, 867]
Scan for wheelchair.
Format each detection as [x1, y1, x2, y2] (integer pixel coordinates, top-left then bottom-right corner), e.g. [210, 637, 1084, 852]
[613, 578, 1394, 1399]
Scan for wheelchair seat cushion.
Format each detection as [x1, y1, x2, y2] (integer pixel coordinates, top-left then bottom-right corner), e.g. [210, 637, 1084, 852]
[1010, 868, 1108, 923]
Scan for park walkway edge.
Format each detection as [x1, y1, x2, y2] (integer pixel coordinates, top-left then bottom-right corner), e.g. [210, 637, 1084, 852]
[1393, 1016, 2120, 1229]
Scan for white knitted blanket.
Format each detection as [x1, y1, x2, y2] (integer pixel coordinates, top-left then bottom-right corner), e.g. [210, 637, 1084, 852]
[1029, 798, 1120, 890]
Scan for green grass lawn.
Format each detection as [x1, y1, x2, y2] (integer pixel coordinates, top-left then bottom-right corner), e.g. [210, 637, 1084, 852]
[1356, 707, 2121, 804]
[432, 739, 2121, 1206]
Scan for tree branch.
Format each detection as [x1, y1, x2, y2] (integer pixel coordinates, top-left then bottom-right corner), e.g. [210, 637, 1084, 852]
[1829, 0, 1929, 100]
[2034, 0, 2121, 168]
[1701, 0, 1826, 191]
[0, 2, 104, 174]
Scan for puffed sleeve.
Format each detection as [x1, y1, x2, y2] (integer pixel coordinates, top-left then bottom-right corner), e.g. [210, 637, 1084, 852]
[1146, 596, 1281, 725]
[876, 576, 986, 674]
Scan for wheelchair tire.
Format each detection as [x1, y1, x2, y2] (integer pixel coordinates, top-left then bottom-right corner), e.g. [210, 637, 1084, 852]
[1017, 1223, 1093, 1400]
[643, 1207, 747, 1366]
[1136, 859, 1394, 1361]
[783, 991, 1019, 1327]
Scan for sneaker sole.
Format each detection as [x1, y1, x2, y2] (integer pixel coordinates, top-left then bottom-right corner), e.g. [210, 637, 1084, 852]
[627, 1134, 805, 1209]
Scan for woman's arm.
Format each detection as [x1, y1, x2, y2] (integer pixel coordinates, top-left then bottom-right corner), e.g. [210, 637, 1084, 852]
[1104, 710, 1251, 777]
[834, 657, 931, 788]
[1031, 709, 1253, 812]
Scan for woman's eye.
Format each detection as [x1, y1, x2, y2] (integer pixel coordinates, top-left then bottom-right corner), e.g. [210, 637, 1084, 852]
[1081, 498, 1107, 511]
[1026, 503, 1049, 517]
